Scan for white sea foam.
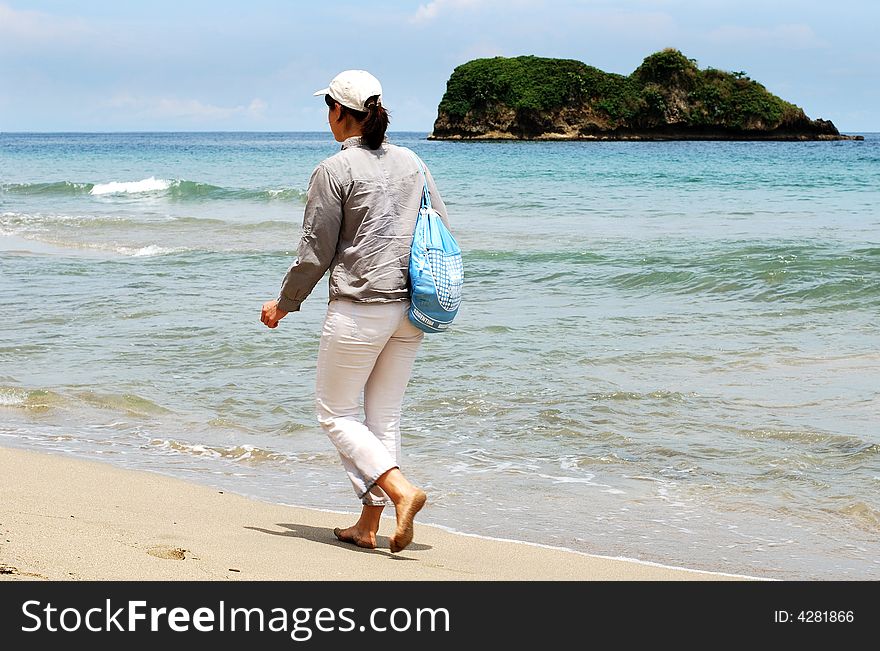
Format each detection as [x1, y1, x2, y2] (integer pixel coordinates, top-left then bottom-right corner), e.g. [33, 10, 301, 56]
[0, 231, 183, 258]
[0, 388, 27, 407]
[536, 472, 601, 485]
[90, 177, 171, 196]
[150, 438, 289, 463]
[115, 244, 183, 257]
[1, 211, 125, 225]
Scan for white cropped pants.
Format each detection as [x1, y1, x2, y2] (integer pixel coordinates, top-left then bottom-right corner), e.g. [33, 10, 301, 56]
[315, 299, 423, 507]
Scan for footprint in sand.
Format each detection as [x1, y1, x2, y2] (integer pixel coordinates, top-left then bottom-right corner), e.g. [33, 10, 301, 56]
[146, 545, 189, 561]
[0, 564, 46, 579]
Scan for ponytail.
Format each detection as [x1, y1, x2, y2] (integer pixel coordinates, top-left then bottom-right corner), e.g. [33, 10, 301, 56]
[326, 93, 390, 150]
[360, 96, 390, 150]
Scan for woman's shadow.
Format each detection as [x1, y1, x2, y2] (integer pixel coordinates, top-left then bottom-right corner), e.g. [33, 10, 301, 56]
[244, 522, 432, 560]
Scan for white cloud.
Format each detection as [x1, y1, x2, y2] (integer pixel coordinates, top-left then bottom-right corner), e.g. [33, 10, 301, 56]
[0, 3, 91, 46]
[589, 10, 675, 34]
[411, 0, 483, 23]
[559, 8, 676, 45]
[106, 94, 267, 122]
[410, 0, 542, 24]
[706, 24, 828, 49]
[246, 98, 268, 117]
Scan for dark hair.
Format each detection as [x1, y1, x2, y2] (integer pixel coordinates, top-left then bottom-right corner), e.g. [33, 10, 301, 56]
[325, 94, 390, 150]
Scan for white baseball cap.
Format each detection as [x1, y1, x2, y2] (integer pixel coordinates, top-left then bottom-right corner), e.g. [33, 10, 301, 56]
[313, 70, 383, 112]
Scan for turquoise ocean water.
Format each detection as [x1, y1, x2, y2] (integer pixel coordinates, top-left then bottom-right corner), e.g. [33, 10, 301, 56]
[1, 132, 878, 579]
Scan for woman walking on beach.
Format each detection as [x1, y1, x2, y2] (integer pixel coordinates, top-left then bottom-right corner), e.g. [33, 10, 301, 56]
[260, 70, 450, 553]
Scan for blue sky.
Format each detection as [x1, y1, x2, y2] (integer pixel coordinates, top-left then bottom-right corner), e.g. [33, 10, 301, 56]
[1, 0, 877, 132]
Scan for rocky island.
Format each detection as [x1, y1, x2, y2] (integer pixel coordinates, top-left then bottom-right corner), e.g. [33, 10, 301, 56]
[429, 49, 861, 141]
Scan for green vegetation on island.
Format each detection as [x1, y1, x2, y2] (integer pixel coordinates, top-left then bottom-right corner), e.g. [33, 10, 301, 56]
[430, 49, 859, 140]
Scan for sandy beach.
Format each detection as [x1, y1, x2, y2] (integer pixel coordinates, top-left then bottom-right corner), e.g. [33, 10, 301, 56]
[0, 446, 755, 581]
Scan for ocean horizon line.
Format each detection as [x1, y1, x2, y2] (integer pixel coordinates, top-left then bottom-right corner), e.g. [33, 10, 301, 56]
[2, 129, 878, 136]
[0, 130, 431, 136]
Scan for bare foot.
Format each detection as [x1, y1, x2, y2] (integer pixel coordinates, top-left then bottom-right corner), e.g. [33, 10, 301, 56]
[389, 489, 427, 553]
[333, 526, 377, 550]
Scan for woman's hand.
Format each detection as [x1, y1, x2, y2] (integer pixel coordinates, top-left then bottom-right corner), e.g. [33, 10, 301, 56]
[261, 300, 288, 329]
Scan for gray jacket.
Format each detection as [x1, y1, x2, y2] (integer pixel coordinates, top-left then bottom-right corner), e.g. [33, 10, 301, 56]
[277, 136, 449, 313]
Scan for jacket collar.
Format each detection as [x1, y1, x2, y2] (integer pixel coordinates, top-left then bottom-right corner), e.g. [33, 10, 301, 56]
[340, 136, 364, 150]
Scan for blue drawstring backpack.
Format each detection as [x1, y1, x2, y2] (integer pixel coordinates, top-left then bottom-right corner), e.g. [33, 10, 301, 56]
[406, 150, 463, 333]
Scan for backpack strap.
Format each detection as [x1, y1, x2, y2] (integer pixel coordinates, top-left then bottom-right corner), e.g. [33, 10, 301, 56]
[405, 148, 433, 211]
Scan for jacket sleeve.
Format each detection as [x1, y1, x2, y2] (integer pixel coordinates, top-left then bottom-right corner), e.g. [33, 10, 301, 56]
[277, 164, 344, 312]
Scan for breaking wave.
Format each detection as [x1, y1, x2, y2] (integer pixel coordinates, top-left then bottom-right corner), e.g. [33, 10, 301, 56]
[2, 178, 306, 202]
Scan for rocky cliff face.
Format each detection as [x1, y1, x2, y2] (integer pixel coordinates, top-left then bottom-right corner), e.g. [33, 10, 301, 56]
[430, 50, 860, 141]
